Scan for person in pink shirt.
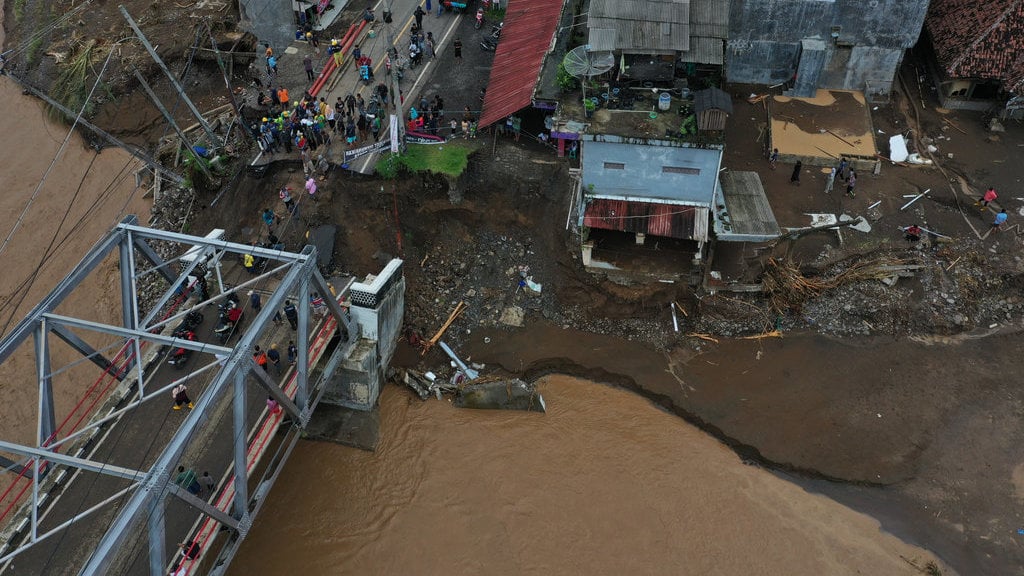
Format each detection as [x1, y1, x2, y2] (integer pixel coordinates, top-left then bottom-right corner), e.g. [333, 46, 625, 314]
[978, 187, 997, 207]
[305, 176, 318, 201]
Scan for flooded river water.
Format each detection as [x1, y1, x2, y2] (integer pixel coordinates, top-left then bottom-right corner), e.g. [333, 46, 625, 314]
[230, 376, 940, 575]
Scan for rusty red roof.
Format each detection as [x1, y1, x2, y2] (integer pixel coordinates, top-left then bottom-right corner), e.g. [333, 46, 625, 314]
[478, 0, 564, 128]
[583, 199, 698, 240]
[926, 0, 1024, 92]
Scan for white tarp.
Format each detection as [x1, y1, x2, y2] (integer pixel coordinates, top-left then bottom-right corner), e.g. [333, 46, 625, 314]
[889, 134, 909, 162]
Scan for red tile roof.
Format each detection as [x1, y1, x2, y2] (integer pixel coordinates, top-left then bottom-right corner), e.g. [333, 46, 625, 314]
[478, 0, 563, 128]
[926, 0, 1024, 92]
[583, 199, 697, 240]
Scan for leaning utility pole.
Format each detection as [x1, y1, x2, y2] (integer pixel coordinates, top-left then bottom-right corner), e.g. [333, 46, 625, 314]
[120, 5, 222, 148]
[203, 19, 255, 140]
[8, 74, 186, 186]
[131, 67, 214, 182]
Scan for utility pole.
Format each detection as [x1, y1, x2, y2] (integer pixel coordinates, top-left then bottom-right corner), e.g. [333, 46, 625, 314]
[385, 0, 406, 154]
[132, 67, 214, 182]
[8, 74, 186, 186]
[203, 20, 255, 140]
[120, 5, 222, 148]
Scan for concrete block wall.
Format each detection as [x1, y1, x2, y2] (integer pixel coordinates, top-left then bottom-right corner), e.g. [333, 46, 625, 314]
[726, 0, 929, 93]
[237, 0, 298, 54]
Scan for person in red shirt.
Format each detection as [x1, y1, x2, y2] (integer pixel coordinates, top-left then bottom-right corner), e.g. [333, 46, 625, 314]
[904, 224, 922, 242]
[978, 187, 997, 207]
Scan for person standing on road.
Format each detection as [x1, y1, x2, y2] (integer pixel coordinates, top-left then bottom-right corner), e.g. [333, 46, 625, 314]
[283, 301, 298, 330]
[267, 343, 282, 374]
[260, 208, 277, 232]
[172, 384, 193, 410]
[287, 340, 298, 365]
[305, 175, 318, 201]
[199, 471, 216, 499]
[175, 466, 201, 495]
[824, 166, 836, 194]
[249, 290, 262, 312]
[414, 5, 425, 29]
[453, 38, 463, 61]
[790, 160, 802, 185]
[768, 148, 778, 170]
[303, 53, 315, 82]
[425, 32, 436, 59]
[846, 170, 857, 197]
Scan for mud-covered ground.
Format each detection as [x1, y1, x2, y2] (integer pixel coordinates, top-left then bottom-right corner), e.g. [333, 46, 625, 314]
[11, 1, 1024, 568]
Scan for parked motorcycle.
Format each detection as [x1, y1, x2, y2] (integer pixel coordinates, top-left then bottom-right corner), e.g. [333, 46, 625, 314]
[214, 300, 243, 344]
[166, 309, 204, 367]
[480, 36, 498, 51]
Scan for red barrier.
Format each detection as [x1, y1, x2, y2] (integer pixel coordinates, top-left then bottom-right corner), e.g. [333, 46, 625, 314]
[310, 19, 369, 97]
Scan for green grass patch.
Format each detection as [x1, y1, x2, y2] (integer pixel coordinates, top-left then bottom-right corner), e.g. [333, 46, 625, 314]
[375, 141, 473, 179]
[49, 40, 97, 119]
[13, 0, 27, 22]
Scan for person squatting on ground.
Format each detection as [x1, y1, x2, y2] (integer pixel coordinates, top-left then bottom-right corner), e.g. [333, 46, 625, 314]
[172, 383, 193, 410]
[904, 224, 922, 242]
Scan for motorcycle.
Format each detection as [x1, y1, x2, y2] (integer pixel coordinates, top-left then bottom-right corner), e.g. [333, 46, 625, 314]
[166, 309, 204, 367]
[214, 299, 243, 344]
[480, 36, 498, 51]
[475, 7, 484, 29]
[167, 329, 197, 367]
[490, 22, 503, 38]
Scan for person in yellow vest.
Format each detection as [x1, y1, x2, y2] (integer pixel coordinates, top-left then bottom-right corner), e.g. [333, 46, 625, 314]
[329, 39, 343, 67]
[243, 252, 255, 275]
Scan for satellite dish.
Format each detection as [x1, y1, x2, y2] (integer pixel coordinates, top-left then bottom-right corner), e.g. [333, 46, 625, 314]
[562, 45, 615, 78]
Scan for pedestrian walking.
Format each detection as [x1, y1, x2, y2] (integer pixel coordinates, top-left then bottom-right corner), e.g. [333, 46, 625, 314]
[279, 186, 296, 214]
[512, 115, 522, 142]
[199, 471, 216, 499]
[768, 147, 778, 170]
[453, 38, 463, 61]
[287, 340, 298, 365]
[303, 54, 314, 82]
[837, 157, 849, 181]
[267, 396, 282, 414]
[283, 301, 298, 329]
[992, 209, 1008, 231]
[977, 186, 997, 208]
[260, 208, 277, 232]
[253, 346, 269, 372]
[414, 5, 425, 28]
[267, 343, 281, 373]
[425, 33, 435, 59]
[175, 466, 201, 495]
[436, 0, 443, 16]
[171, 384, 193, 410]
[249, 290, 262, 313]
[790, 160, 802, 185]
[846, 170, 857, 197]
[266, 54, 278, 76]
[569, 140, 578, 159]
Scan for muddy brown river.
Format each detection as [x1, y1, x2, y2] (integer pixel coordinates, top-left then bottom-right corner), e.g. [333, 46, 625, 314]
[230, 376, 942, 575]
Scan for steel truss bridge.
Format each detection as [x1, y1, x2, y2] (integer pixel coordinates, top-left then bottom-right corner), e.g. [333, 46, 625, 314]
[0, 216, 402, 575]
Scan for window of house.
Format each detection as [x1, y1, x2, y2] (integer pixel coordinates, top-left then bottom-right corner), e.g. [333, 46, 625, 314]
[662, 166, 699, 175]
[603, 162, 625, 170]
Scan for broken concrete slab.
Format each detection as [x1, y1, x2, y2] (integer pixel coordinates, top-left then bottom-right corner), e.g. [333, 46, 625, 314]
[454, 379, 546, 412]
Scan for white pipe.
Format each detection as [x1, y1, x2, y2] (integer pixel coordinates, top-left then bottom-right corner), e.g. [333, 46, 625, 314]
[900, 189, 930, 211]
[670, 303, 679, 332]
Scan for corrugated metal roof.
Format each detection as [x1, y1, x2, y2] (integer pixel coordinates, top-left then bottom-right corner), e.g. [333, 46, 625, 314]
[682, 36, 723, 65]
[688, 0, 729, 39]
[590, 0, 689, 51]
[693, 87, 732, 114]
[478, 0, 565, 128]
[581, 141, 720, 206]
[583, 199, 697, 239]
[588, 28, 618, 52]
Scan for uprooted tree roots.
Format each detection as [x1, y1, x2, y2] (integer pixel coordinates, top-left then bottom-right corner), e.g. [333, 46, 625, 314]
[762, 256, 910, 313]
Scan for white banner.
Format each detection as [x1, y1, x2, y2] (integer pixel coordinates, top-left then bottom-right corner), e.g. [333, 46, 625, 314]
[389, 114, 399, 154]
